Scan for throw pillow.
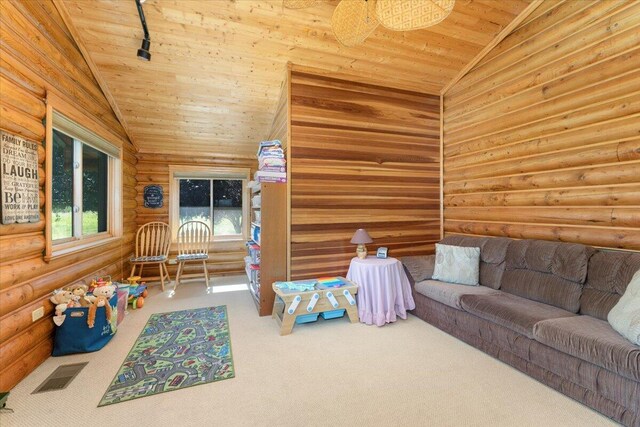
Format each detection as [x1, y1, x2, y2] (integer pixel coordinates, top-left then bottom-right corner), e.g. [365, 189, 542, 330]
[432, 243, 480, 286]
[608, 268, 640, 345]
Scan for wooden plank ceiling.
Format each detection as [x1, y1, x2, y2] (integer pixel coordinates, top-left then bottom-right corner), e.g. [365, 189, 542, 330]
[61, 0, 529, 158]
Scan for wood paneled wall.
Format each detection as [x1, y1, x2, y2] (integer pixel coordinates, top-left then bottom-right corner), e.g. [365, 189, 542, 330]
[0, 0, 137, 389]
[290, 70, 440, 279]
[442, 0, 640, 250]
[134, 154, 256, 278]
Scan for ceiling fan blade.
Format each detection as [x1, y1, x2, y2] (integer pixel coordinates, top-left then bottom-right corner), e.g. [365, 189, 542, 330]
[332, 0, 379, 47]
[376, 0, 455, 31]
[283, 0, 316, 9]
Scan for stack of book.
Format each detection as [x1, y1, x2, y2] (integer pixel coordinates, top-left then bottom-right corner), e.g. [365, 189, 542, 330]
[256, 140, 286, 183]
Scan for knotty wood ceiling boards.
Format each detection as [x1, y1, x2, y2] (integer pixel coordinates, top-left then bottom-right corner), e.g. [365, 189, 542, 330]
[60, 0, 528, 157]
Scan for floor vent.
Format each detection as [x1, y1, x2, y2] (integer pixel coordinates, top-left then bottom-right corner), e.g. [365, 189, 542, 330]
[32, 362, 88, 394]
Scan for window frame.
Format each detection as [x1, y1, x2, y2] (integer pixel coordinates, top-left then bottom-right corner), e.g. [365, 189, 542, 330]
[169, 166, 250, 243]
[45, 97, 123, 261]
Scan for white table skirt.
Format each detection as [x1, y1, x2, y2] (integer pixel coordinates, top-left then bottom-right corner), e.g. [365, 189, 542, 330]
[347, 256, 416, 326]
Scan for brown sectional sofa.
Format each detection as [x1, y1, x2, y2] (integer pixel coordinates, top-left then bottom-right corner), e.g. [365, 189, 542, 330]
[402, 236, 640, 426]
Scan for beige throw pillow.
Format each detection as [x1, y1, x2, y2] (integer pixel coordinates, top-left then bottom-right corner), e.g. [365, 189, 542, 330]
[432, 243, 480, 286]
[608, 268, 640, 345]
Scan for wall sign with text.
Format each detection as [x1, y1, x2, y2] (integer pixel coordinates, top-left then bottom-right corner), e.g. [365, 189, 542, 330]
[0, 131, 40, 224]
[143, 185, 164, 208]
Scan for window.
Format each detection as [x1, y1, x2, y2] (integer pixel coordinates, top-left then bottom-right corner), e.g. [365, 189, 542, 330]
[178, 178, 244, 237]
[52, 129, 109, 241]
[46, 106, 122, 260]
[169, 167, 250, 241]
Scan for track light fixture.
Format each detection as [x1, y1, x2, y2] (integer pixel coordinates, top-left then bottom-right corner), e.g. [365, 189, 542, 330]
[135, 0, 151, 61]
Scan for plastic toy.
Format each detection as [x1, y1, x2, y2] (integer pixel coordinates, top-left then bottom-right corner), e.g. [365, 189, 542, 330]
[127, 276, 141, 286]
[128, 284, 148, 309]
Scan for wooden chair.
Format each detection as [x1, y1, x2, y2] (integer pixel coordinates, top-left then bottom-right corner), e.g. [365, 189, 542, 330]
[130, 222, 172, 291]
[174, 220, 211, 292]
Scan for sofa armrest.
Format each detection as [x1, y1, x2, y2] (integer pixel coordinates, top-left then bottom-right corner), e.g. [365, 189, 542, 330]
[401, 255, 436, 284]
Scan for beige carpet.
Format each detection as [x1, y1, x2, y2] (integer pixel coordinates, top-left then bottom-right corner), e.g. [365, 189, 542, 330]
[2, 276, 616, 427]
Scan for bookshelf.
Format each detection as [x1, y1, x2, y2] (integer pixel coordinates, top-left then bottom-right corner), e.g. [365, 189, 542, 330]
[246, 177, 287, 316]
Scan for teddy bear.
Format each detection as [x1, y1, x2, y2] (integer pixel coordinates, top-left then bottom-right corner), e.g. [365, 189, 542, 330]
[64, 283, 91, 306]
[50, 289, 75, 316]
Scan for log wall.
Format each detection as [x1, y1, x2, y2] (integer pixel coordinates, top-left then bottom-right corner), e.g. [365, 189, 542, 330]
[442, 0, 640, 250]
[134, 153, 256, 278]
[0, 0, 137, 389]
[290, 71, 441, 279]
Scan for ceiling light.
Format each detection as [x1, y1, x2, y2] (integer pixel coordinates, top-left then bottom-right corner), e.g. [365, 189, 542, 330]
[135, 0, 151, 61]
[137, 39, 151, 61]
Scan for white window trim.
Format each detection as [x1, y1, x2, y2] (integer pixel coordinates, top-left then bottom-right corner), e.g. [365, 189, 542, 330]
[168, 165, 250, 243]
[45, 104, 122, 262]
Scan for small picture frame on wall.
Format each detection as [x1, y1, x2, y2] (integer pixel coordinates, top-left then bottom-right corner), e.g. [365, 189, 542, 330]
[143, 185, 163, 208]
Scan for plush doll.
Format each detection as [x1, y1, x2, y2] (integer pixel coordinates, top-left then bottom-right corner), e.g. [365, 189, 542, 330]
[50, 289, 74, 316]
[93, 283, 116, 299]
[50, 289, 75, 326]
[64, 284, 91, 307]
[87, 296, 112, 329]
[87, 282, 116, 328]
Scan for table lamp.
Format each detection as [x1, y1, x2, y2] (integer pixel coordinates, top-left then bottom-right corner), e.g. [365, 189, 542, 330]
[351, 228, 373, 259]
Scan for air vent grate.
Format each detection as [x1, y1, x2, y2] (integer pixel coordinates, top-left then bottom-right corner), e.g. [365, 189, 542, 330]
[32, 362, 88, 394]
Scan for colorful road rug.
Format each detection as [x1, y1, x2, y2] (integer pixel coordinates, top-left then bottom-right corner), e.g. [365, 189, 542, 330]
[99, 306, 234, 406]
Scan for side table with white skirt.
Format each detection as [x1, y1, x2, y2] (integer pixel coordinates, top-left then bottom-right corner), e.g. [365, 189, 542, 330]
[346, 256, 415, 326]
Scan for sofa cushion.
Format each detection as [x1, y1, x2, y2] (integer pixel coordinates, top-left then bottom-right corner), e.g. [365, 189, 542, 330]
[402, 255, 435, 283]
[460, 292, 576, 339]
[581, 250, 640, 320]
[533, 315, 640, 382]
[415, 279, 500, 310]
[501, 239, 595, 313]
[432, 244, 480, 286]
[608, 268, 640, 345]
[440, 235, 511, 289]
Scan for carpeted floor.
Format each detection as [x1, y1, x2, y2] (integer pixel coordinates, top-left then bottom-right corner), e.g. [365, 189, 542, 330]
[2, 276, 616, 427]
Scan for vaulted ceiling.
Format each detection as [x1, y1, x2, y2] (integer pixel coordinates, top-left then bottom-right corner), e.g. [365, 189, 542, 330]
[60, 0, 529, 158]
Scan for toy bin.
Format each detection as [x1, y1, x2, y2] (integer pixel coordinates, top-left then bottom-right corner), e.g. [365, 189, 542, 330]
[116, 286, 129, 325]
[52, 294, 118, 356]
[320, 309, 345, 320]
[295, 313, 319, 324]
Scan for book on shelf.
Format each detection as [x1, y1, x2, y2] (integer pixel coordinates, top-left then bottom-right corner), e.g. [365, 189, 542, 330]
[257, 140, 283, 157]
[259, 157, 286, 169]
[259, 165, 286, 173]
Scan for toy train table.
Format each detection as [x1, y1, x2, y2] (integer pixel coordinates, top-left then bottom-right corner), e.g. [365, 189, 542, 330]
[271, 277, 359, 335]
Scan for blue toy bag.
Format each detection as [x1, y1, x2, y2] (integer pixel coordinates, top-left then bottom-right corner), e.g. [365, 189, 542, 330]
[52, 294, 118, 356]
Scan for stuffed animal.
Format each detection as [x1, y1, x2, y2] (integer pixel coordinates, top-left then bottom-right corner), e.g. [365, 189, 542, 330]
[86, 282, 116, 328]
[93, 283, 116, 299]
[64, 284, 91, 307]
[50, 289, 74, 316]
[87, 296, 112, 329]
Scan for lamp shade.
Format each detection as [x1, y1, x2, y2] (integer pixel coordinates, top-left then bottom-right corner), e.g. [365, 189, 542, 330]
[350, 229, 373, 244]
